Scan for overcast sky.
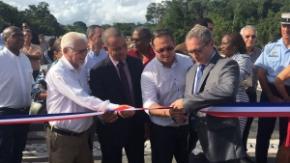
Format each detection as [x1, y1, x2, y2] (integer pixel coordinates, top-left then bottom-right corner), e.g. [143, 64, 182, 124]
[3, 0, 163, 25]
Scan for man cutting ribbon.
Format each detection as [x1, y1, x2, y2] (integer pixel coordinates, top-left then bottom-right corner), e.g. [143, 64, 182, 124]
[45, 31, 131, 163]
[171, 25, 246, 163]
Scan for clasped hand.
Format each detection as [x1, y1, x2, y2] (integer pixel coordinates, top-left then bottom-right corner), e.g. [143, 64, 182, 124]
[100, 105, 135, 123]
[169, 108, 187, 124]
[169, 98, 187, 124]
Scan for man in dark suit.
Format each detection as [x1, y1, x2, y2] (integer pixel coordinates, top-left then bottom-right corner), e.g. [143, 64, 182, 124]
[89, 27, 146, 163]
[171, 25, 246, 163]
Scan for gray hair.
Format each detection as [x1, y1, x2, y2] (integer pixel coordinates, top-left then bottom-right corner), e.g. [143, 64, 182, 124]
[240, 25, 257, 36]
[61, 32, 87, 50]
[102, 27, 122, 45]
[2, 26, 22, 42]
[185, 24, 212, 45]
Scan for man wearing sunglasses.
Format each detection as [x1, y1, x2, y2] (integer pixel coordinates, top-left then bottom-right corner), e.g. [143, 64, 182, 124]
[141, 29, 193, 163]
[171, 25, 246, 163]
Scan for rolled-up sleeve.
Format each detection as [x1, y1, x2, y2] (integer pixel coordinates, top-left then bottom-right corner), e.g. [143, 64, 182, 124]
[46, 69, 118, 112]
[141, 68, 158, 112]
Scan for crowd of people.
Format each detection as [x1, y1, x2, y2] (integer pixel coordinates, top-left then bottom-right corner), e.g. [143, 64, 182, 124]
[0, 12, 290, 163]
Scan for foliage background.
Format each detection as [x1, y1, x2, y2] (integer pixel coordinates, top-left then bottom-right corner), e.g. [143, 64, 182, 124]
[1, 0, 290, 46]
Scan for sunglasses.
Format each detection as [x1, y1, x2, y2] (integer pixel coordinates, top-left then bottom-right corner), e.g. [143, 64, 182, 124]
[245, 35, 256, 39]
[155, 46, 174, 53]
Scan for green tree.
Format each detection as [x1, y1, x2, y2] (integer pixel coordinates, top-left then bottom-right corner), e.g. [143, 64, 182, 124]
[113, 23, 137, 36]
[0, 1, 23, 30]
[146, 3, 165, 24]
[145, 0, 290, 45]
[23, 2, 64, 36]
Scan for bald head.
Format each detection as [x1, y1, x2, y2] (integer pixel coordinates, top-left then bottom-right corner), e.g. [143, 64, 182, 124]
[61, 32, 88, 69]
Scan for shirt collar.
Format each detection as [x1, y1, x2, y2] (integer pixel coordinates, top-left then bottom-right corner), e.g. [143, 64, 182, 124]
[88, 48, 106, 57]
[60, 56, 80, 72]
[109, 55, 127, 67]
[3, 47, 21, 57]
[277, 38, 290, 50]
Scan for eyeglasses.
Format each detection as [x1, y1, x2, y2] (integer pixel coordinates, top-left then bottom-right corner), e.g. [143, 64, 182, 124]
[188, 43, 208, 54]
[245, 35, 256, 39]
[68, 47, 88, 55]
[155, 46, 174, 53]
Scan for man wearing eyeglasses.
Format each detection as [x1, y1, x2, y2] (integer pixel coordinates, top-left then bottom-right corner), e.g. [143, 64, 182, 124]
[239, 25, 261, 156]
[45, 32, 126, 163]
[171, 25, 246, 163]
[254, 12, 290, 163]
[141, 29, 192, 163]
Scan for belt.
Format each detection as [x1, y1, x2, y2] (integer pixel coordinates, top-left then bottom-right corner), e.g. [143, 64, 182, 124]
[48, 125, 86, 137]
[0, 107, 30, 115]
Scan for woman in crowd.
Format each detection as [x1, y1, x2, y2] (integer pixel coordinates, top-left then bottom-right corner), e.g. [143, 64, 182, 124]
[219, 33, 253, 134]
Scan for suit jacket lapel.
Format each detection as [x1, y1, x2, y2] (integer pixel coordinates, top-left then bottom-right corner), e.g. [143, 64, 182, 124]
[198, 54, 220, 92]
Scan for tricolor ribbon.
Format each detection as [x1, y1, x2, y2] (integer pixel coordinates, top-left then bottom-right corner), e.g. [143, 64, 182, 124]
[2, 104, 290, 125]
[203, 103, 290, 117]
[0, 107, 168, 125]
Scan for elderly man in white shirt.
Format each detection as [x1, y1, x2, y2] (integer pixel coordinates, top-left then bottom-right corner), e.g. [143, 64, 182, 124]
[141, 29, 193, 163]
[0, 26, 33, 163]
[45, 32, 125, 163]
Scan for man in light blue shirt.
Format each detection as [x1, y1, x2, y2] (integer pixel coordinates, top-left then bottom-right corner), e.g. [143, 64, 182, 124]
[254, 12, 290, 163]
[85, 25, 107, 78]
[141, 29, 192, 163]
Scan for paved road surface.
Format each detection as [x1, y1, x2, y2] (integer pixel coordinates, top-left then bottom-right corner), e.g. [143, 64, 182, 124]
[22, 118, 280, 163]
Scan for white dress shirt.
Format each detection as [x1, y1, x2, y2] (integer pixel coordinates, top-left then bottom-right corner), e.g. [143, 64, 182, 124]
[141, 53, 193, 127]
[46, 56, 118, 133]
[0, 47, 33, 108]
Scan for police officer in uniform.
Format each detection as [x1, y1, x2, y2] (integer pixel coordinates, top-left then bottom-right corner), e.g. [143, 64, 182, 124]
[254, 12, 290, 163]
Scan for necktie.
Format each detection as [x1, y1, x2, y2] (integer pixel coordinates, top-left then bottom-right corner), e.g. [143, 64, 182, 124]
[117, 61, 134, 105]
[193, 64, 205, 94]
